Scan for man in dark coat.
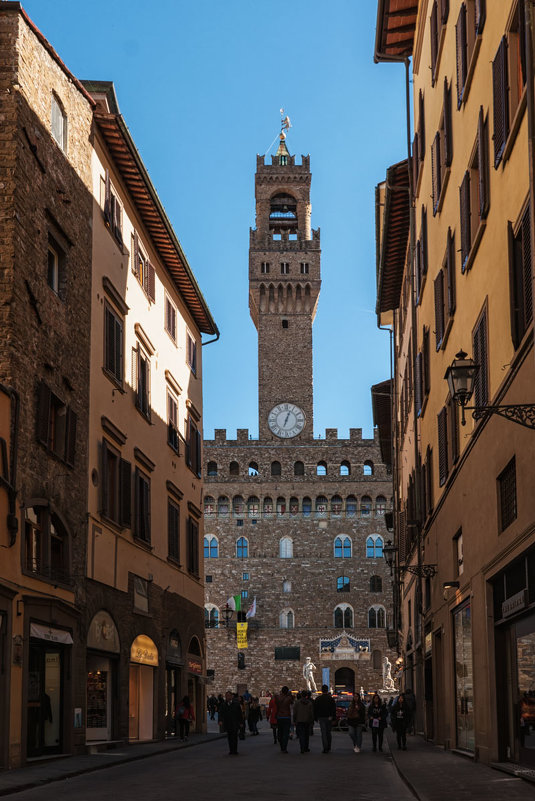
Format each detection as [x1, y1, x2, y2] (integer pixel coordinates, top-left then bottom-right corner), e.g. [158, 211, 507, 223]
[219, 691, 243, 755]
[313, 685, 336, 753]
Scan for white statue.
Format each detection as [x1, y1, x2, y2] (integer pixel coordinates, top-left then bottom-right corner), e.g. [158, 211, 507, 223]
[302, 656, 317, 692]
[382, 656, 396, 692]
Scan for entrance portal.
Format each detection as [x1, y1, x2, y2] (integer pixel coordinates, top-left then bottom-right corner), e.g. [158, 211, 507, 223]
[334, 667, 355, 695]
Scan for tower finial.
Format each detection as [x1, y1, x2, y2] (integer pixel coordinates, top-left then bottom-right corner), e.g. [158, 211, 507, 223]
[280, 108, 292, 139]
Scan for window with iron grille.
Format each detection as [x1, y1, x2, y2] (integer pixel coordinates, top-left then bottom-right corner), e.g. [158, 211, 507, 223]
[508, 203, 533, 349]
[498, 457, 517, 532]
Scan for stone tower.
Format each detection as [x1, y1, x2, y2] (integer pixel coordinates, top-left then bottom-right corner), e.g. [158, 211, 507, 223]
[249, 135, 321, 439]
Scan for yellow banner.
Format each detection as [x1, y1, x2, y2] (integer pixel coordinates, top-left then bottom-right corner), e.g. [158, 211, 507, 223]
[237, 622, 248, 649]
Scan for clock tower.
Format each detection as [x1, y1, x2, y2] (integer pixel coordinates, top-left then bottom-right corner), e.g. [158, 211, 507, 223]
[249, 133, 321, 440]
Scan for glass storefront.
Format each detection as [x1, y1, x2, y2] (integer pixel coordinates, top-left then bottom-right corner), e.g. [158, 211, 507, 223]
[454, 601, 474, 752]
[515, 613, 535, 764]
[27, 644, 63, 756]
[86, 656, 112, 741]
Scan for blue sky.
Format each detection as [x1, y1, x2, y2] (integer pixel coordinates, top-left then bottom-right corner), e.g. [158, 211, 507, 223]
[22, 0, 407, 438]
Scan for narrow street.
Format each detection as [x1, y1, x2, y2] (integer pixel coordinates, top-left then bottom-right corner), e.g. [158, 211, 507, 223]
[5, 730, 413, 801]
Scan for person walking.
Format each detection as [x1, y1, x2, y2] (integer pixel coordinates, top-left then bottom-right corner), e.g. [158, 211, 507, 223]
[367, 693, 387, 752]
[293, 690, 314, 753]
[404, 688, 416, 734]
[274, 685, 294, 753]
[392, 693, 411, 750]
[267, 694, 278, 744]
[175, 696, 195, 741]
[314, 684, 336, 753]
[248, 697, 261, 735]
[347, 694, 366, 753]
[219, 691, 243, 755]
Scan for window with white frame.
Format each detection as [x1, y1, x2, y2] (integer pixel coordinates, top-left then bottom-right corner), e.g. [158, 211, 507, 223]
[279, 609, 294, 629]
[279, 537, 293, 558]
[204, 604, 219, 629]
[334, 536, 352, 558]
[334, 604, 353, 628]
[366, 535, 384, 558]
[368, 605, 386, 628]
[51, 94, 67, 151]
[204, 534, 219, 559]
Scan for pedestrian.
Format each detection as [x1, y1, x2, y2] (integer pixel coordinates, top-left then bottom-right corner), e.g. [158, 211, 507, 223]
[238, 695, 246, 740]
[404, 688, 416, 734]
[392, 693, 411, 750]
[367, 693, 387, 752]
[347, 694, 366, 753]
[274, 685, 294, 753]
[208, 694, 217, 720]
[267, 693, 278, 744]
[293, 689, 314, 753]
[314, 684, 336, 753]
[175, 695, 195, 741]
[248, 697, 261, 735]
[219, 691, 243, 755]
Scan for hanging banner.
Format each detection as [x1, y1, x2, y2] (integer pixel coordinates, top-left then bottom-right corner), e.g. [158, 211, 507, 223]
[30, 623, 73, 645]
[237, 622, 248, 649]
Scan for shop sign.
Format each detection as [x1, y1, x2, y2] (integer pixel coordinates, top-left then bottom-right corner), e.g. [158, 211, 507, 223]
[30, 623, 73, 644]
[502, 589, 528, 618]
[237, 622, 248, 650]
[87, 611, 120, 653]
[130, 634, 159, 666]
[187, 658, 202, 674]
[425, 632, 432, 655]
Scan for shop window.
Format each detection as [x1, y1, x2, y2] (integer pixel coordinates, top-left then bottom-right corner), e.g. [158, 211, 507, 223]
[204, 534, 218, 559]
[24, 505, 70, 584]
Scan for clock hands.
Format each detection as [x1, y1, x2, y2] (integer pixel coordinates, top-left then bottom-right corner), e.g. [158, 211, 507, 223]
[283, 412, 290, 427]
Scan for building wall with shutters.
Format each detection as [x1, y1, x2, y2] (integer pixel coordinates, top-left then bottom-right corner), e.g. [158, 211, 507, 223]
[377, 0, 535, 766]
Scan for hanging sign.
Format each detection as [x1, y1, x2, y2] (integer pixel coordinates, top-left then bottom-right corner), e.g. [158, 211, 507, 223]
[237, 622, 248, 649]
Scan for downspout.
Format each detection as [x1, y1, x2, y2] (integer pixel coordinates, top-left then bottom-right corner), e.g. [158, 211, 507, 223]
[202, 331, 220, 347]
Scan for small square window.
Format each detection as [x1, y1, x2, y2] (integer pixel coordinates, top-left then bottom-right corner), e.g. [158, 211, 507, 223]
[300, 262, 309, 274]
[251, 519, 257, 525]
[237, 519, 243, 527]
[206, 575, 213, 583]
[282, 320, 289, 329]
[241, 590, 248, 599]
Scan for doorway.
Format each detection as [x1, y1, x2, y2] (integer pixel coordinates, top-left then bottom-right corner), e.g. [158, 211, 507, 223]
[453, 602, 474, 752]
[129, 663, 154, 741]
[27, 645, 63, 757]
[86, 655, 112, 741]
[334, 667, 355, 694]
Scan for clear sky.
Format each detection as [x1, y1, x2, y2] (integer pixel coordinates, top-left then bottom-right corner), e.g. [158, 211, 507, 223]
[21, 0, 407, 439]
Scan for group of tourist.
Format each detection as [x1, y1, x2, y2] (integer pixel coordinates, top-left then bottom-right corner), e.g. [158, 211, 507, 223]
[213, 685, 415, 756]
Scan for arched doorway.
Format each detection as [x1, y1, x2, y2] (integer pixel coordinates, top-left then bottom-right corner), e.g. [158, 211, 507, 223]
[129, 635, 158, 741]
[334, 667, 355, 695]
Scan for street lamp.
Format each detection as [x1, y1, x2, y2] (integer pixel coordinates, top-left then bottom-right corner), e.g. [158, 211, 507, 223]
[445, 349, 535, 429]
[383, 539, 397, 576]
[221, 604, 234, 627]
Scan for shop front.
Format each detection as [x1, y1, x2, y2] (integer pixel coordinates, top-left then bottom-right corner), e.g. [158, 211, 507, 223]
[0, 587, 16, 769]
[165, 630, 183, 737]
[453, 600, 474, 752]
[86, 611, 120, 742]
[186, 637, 203, 732]
[129, 634, 158, 742]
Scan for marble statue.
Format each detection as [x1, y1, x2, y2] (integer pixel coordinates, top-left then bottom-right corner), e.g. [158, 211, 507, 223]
[302, 656, 317, 692]
[383, 656, 396, 692]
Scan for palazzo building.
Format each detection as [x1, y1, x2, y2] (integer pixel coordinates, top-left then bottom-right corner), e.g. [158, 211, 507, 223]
[204, 136, 395, 696]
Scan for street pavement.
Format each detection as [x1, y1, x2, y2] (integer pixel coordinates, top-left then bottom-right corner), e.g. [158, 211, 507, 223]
[0, 722, 533, 800]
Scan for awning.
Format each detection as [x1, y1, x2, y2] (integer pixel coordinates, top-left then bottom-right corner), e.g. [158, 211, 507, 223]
[30, 623, 73, 645]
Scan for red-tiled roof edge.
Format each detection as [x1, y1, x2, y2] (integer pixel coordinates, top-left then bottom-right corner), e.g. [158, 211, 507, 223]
[376, 159, 410, 315]
[374, 0, 418, 63]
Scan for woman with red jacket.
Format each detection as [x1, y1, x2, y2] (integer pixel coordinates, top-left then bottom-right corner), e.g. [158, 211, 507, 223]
[267, 694, 278, 744]
[175, 695, 195, 741]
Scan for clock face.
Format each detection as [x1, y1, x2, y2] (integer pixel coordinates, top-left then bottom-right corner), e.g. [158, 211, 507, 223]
[268, 403, 306, 438]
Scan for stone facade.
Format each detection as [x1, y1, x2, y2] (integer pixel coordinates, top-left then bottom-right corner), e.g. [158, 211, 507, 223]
[204, 139, 395, 697]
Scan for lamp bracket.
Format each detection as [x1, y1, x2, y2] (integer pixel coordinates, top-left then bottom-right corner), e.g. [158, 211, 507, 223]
[402, 564, 437, 578]
[467, 403, 535, 430]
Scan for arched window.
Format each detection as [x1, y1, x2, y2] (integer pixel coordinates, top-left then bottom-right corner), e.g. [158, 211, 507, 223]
[204, 605, 219, 629]
[229, 461, 240, 476]
[334, 604, 353, 628]
[204, 534, 218, 559]
[302, 497, 312, 517]
[346, 495, 358, 517]
[279, 609, 295, 629]
[247, 496, 259, 517]
[294, 461, 304, 476]
[289, 497, 299, 516]
[361, 495, 372, 516]
[263, 497, 273, 516]
[236, 536, 249, 558]
[334, 536, 352, 558]
[207, 461, 218, 477]
[376, 495, 387, 515]
[368, 605, 386, 628]
[340, 460, 351, 476]
[366, 535, 384, 558]
[317, 461, 327, 476]
[372, 649, 382, 669]
[316, 495, 328, 516]
[370, 575, 383, 592]
[280, 537, 293, 558]
[337, 575, 350, 592]
[283, 580, 292, 593]
[363, 460, 374, 476]
[204, 496, 215, 516]
[248, 461, 259, 477]
[276, 497, 286, 516]
[271, 460, 281, 476]
[233, 495, 244, 516]
[217, 496, 229, 516]
[188, 636, 202, 655]
[331, 495, 343, 516]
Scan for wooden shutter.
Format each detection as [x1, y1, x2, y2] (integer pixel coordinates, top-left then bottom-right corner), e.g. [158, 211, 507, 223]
[103, 169, 111, 225]
[186, 417, 192, 467]
[460, 170, 471, 271]
[418, 91, 425, 161]
[437, 407, 448, 486]
[473, 310, 488, 408]
[36, 381, 51, 446]
[421, 206, 428, 276]
[434, 270, 445, 350]
[423, 326, 430, 396]
[415, 351, 423, 416]
[456, 4, 467, 108]
[420, 460, 427, 523]
[143, 477, 151, 542]
[398, 509, 407, 563]
[448, 398, 459, 465]
[64, 406, 77, 467]
[101, 439, 109, 516]
[132, 231, 139, 276]
[415, 240, 422, 302]
[509, 219, 522, 348]
[412, 132, 419, 192]
[195, 428, 202, 478]
[521, 204, 533, 331]
[519, 0, 527, 85]
[147, 261, 156, 302]
[430, 1, 439, 81]
[444, 78, 453, 167]
[426, 447, 433, 515]
[478, 107, 489, 220]
[119, 458, 131, 527]
[440, 0, 449, 24]
[475, 0, 486, 34]
[492, 37, 509, 168]
[432, 132, 441, 214]
[446, 228, 456, 317]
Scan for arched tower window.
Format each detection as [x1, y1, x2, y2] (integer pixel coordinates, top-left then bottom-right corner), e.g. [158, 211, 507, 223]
[207, 461, 218, 477]
[289, 497, 299, 516]
[317, 461, 327, 476]
[236, 536, 249, 558]
[248, 462, 259, 476]
[247, 496, 259, 517]
[269, 193, 298, 235]
[331, 495, 343, 516]
[279, 537, 293, 558]
[376, 495, 387, 515]
[294, 461, 304, 476]
[363, 460, 374, 476]
[302, 497, 312, 517]
[229, 461, 240, 476]
[276, 497, 286, 516]
[217, 496, 229, 516]
[233, 495, 244, 516]
[271, 460, 281, 476]
[204, 534, 218, 559]
[361, 496, 372, 516]
[346, 496, 358, 517]
[340, 461, 351, 476]
[334, 536, 352, 558]
[316, 495, 328, 516]
[263, 497, 273, 516]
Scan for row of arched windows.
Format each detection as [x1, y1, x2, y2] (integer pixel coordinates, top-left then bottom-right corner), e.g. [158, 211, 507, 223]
[204, 534, 384, 559]
[204, 494, 390, 518]
[204, 603, 386, 630]
[207, 459, 376, 478]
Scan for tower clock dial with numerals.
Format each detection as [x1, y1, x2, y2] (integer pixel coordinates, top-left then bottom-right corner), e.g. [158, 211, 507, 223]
[268, 403, 306, 438]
